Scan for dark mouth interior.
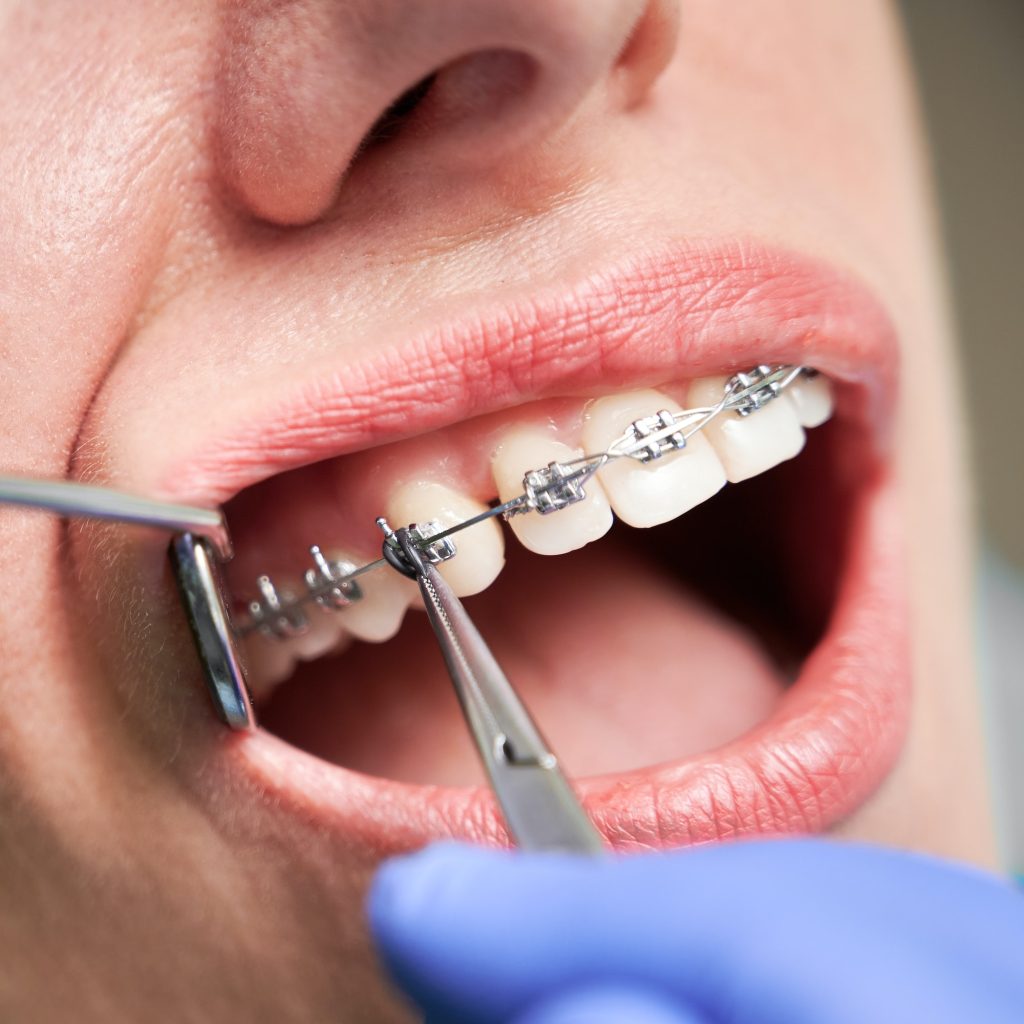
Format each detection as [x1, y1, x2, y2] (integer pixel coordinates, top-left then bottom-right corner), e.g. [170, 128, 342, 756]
[249, 410, 856, 787]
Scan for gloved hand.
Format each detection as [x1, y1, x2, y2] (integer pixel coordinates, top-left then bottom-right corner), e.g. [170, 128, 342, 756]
[369, 837, 1024, 1024]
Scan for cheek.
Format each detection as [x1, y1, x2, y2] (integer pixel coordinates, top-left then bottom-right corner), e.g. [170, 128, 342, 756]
[655, 1, 926, 305]
[0, 2, 212, 467]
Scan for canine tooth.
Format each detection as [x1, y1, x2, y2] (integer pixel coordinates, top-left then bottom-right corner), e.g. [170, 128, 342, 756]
[492, 428, 612, 555]
[785, 373, 834, 428]
[582, 390, 727, 528]
[687, 376, 805, 483]
[336, 560, 416, 642]
[387, 480, 504, 597]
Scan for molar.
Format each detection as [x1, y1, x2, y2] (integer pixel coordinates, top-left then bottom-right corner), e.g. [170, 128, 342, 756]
[785, 373, 834, 427]
[243, 632, 297, 698]
[386, 480, 504, 596]
[491, 427, 612, 555]
[687, 376, 806, 483]
[582, 389, 727, 528]
[241, 580, 356, 698]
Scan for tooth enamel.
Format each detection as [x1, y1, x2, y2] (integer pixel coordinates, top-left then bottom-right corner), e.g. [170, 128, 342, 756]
[785, 373, 834, 428]
[687, 376, 806, 483]
[582, 390, 727, 528]
[492, 428, 612, 555]
[289, 611, 350, 662]
[387, 480, 504, 596]
[333, 558, 417, 643]
[243, 632, 297, 697]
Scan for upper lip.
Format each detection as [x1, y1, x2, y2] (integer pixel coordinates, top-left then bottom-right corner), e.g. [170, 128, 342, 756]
[155, 237, 908, 850]
[158, 239, 898, 507]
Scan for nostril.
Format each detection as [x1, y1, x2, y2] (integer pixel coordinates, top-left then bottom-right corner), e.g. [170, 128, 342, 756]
[357, 49, 540, 164]
[427, 49, 539, 132]
[361, 73, 438, 152]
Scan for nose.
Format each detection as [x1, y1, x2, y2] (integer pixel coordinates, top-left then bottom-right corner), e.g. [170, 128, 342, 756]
[216, 0, 680, 226]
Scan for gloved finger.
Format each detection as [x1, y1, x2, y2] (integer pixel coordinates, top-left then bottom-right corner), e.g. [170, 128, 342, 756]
[513, 983, 706, 1024]
[369, 838, 1024, 1024]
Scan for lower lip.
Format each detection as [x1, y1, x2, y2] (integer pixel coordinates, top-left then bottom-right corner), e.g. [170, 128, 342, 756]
[228, 464, 909, 853]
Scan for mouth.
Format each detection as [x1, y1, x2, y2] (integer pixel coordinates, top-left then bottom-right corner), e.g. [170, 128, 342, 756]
[161, 240, 908, 853]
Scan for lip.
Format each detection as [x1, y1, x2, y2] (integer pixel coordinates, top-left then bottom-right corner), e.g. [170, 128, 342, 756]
[159, 238, 908, 852]
[160, 240, 897, 507]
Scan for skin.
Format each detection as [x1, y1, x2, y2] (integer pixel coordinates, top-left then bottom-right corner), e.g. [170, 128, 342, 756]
[0, 1, 996, 1020]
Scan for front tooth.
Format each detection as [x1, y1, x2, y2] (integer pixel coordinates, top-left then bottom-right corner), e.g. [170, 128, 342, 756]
[582, 390, 727, 528]
[387, 480, 504, 597]
[491, 427, 612, 555]
[324, 552, 416, 642]
[785, 373, 834, 427]
[687, 376, 805, 483]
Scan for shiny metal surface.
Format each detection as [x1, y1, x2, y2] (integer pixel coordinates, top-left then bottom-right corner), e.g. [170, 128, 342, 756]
[0, 474, 233, 561]
[393, 525, 605, 855]
[170, 532, 255, 730]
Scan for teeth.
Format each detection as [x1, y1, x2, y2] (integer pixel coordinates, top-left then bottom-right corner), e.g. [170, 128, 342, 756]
[491, 427, 612, 555]
[785, 373, 834, 428]
[687, 376, 806, 483]
[241, 611, 353, 699]
[289, 611, 351, 662]
[322, 550, 417, 642]
[387, 480, 505, 596]
[582, 390, 727, 528]
[240, 367, 826, 680]
[242, 631, 297, 697]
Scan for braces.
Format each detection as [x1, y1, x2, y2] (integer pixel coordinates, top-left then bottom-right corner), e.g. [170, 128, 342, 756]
[0, 362, 818, 732]
[242, 363, 813, 640]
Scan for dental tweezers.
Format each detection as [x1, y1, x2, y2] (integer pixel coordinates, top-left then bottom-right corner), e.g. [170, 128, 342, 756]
[389, 525, 605, 855]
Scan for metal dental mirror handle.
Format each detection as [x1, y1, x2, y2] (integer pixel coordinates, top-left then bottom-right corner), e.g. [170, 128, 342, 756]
[0, 474, 255, 730]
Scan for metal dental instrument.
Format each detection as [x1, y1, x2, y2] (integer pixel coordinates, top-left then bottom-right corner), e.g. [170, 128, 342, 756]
[0, 473, 251, 728]
[379, 518, 605, 855]
[0, 474, 233, 560]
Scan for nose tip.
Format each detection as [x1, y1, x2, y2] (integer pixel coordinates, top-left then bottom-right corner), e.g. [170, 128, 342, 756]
[216, 0, 680, 226]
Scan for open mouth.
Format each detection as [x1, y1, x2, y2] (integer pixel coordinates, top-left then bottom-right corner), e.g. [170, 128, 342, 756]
[163, 242, 909, 852]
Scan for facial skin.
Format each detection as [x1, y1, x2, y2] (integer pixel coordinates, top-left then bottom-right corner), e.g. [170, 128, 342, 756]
[0, 1, 996, 1020]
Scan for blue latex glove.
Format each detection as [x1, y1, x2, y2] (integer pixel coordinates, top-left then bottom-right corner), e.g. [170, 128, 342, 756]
[369, 838, 1024, 1024]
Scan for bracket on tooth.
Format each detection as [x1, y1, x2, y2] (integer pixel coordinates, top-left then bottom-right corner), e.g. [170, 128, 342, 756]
[726, 364, 785, 417]
[617, 410, 687, 463]
[305, 546, 363, 609]
[249, 576, 309, 638]
[407, 520, 458, 564]
[522, 461, 590, 515]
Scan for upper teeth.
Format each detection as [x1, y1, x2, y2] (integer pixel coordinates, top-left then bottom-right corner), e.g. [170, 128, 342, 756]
[493, 429, 614, 556]
[582, 389, 727, 530]
[238, 365, 832, 694]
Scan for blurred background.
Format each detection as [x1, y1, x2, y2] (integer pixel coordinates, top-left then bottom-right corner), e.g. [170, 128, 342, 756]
[900, 0, 1023, 873]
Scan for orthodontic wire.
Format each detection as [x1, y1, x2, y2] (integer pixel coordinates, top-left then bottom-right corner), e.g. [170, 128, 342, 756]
[240, 364, 812, 637]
